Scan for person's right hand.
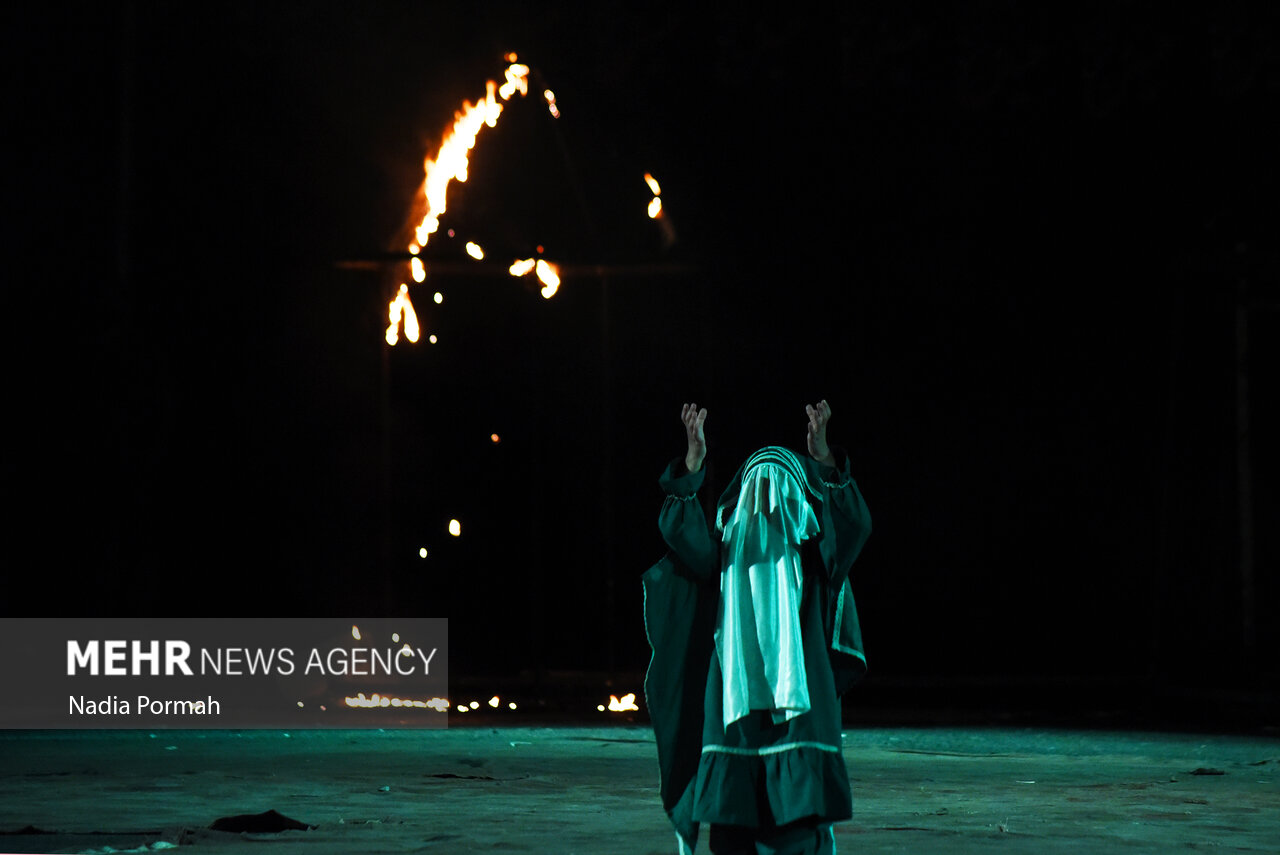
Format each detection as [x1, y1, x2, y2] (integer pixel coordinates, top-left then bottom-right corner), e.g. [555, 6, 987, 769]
[681, 403, 708, 473]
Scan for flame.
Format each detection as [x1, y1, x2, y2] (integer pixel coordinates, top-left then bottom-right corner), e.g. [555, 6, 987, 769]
[389, 59, 531, 345]
[385, 284, 421, 345]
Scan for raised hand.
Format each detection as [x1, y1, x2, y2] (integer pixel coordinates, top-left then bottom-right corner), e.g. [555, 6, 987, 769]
[805, 400, 835, 466]
[681, 403, 708, 473]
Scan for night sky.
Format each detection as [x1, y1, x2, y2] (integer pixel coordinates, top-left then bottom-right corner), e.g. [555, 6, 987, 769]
[10, 4, 1278, 691]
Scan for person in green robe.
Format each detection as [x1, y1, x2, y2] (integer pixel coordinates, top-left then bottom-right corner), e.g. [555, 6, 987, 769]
[644, 401, 872, 855]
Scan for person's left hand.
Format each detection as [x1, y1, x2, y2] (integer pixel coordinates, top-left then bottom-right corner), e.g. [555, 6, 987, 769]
[805, 400, 835, 466]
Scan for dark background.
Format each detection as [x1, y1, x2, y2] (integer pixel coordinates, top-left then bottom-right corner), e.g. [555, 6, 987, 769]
[8, 3, 1277, 719]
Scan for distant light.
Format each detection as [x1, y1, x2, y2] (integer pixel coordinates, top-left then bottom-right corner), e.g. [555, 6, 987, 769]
[296, 701, 304, 708]
[448, 519, 461, 536]
[597, 704, 605, 712]
[392, 633, 400, 642]
[456, 704, 468, 712]
[469, 701, 479, 709]
[508, 702, 517, 710]
[411, 257, 426, 282]
[488, 696, 500, 708]
[352, 626, 361, 641]
[447, 229, 455, 238]
[490, 433, 500, 443]
[418, 547, 428, 559]
[429, 335, 438, 344]
[433, 292, 443, 304]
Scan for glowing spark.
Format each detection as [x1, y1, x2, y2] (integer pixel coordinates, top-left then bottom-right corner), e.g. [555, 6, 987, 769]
[644, 173, 662, 195]
[465, 241, 485, 260]
[648, 197, 663, 219]
[508, 702, 517, 710]
[426, 698, 449, 711]
[597, 704, 605, 712]
[509, 258, 536, 277]
[490, 433, 501, 443]
[433, 291, 444, 304]
[419, 547, 428, 558]
[448, 519, 461, 536]
[608, 693, 639, 712]
[385, 284, 420, 346]
[352, 626, 361, 641]
[544, 89, 560, 119]
[392, 633, 400, 642]
[469, 701, 479, 709]
[410, 256, 426, 282]
[536, 259, 560, 298]
[428, 334, 438, 344]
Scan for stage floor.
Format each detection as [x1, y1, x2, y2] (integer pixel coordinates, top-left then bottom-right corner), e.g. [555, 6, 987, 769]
[1, 725, 1276, 854]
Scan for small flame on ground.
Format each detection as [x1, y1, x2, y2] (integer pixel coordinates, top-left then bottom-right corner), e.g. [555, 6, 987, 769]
[607, 693, 639, 712]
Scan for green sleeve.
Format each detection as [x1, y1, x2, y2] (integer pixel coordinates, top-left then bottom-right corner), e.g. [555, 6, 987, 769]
[813, 447, 872, 589]
[657, 459, 719, 583]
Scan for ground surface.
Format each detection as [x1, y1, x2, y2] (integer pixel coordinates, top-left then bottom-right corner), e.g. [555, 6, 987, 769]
[1, 725, 1277, 854]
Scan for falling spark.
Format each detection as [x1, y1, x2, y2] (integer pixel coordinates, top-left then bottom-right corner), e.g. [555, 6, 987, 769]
[644, 172, 664, 219]
[465, 241, 485, 260]
[385, 284, 420, 345]
[535, 259, 560, 298]
[543, 89, 560, 119]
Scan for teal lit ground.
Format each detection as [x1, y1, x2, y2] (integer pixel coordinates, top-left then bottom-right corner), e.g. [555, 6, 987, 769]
[1, 722, 1276, 854]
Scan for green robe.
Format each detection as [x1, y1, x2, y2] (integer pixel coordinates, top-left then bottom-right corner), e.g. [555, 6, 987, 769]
[644, 449, 871, 853]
